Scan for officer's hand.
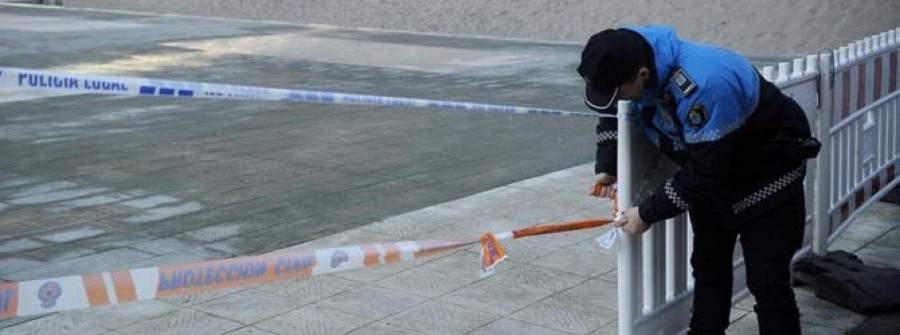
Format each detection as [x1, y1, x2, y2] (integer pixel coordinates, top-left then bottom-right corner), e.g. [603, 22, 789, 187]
[615, 207, 649, 235]
[591, 173, 617, 198]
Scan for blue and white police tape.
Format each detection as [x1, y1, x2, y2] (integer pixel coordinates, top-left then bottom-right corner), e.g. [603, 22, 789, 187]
[0, 67, 599, 118]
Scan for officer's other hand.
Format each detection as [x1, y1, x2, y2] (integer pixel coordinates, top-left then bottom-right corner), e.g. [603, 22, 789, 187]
[591, 173, 617, 198]
[615, 207, 649, 235]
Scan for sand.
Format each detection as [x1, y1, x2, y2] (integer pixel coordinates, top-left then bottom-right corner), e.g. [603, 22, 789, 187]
[304, 0, 900, 56]
[62, 0, 900, 56]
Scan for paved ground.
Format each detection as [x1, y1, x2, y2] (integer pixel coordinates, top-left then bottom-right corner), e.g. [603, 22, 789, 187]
[2, 162, 898, 334]
[0, 4, 595, 283]
[1, 4, 897, 335]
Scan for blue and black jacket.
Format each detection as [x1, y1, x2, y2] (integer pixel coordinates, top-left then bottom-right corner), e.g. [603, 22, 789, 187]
[592, 26, 814, 227]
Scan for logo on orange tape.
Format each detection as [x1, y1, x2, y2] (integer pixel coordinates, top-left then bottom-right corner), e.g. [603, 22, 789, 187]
[38, 281, 62, 309]
[330, 250, 349, 268]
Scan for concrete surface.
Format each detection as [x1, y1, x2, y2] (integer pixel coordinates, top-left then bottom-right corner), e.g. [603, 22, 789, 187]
[2, 161, 898, 334]
[0, 3, 595, 284]
[1, 4, 898, 335]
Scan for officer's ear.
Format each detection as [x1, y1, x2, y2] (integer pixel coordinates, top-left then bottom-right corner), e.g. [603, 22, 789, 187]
[637, 67, 651, 80]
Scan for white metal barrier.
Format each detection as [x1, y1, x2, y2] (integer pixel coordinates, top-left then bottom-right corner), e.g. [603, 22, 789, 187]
[615, 100, 696, 334]
[813, 29, 900, 255]
[616, 27, 900, 335]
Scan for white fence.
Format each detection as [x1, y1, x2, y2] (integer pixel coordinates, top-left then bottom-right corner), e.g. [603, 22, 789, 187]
[813, 31, 900, 254]
[616, 27, 900, 335]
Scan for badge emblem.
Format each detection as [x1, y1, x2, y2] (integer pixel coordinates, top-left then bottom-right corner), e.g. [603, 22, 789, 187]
[670, 68, 697, 97]
[330, 250, 349, 268]
[38, 281, 62, 309]
[687, 105, 708, 128]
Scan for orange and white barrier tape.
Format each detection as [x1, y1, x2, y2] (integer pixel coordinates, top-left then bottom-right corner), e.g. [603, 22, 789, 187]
[479, 233, 508, 278]
[0, 238, 472, 320]
[0, 218, 612, 320]
[589, 182, 620, 250]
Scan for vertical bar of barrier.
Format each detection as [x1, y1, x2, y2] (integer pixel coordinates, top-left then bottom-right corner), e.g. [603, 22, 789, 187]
[863, 52, 876, 179]
[814, 53, 834, 255]
[865, 53, 875, 107]
[775, 63, 789, 85]
[895, 100, 899, 159]
[617, 100, 640, 335]
[893, 100, 897, 160]
[642, 231, 654, 312]
[839, 120, 846, 199]
[894, 100, 899, 159]
[678, 215, 689, 294]
[854, 115, 861, 191]
[894, 29, 900, 161]
[878, 105, 883, 168]
[889, 102, 894, 165]
[850, 60, 859, 192]
[884, 102, 888, 168]
[778, 62, 791, 83]
[665, 215, 688, 300]
[845, 126, 851, 200]
[665, 218, 677, 301]
[889, 101, 893, 166]
[880, 50, 890, 101]
[792, 59, 805, 79]
[835, 127, 841, 207]
[643, 223, 664, 312]
[653, 220, 665, 307]
[878, 49, 889, 166]
[801, 54, 819, 255]
[857, 41, 865, 61]
[851, 118, 857, 187]
[763, 66, 776, 82]
[806, 55, 819, 77]
[853, 117, 860, 193]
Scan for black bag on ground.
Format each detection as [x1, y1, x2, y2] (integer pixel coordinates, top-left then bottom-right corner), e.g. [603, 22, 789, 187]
[793, 250, 900, 315]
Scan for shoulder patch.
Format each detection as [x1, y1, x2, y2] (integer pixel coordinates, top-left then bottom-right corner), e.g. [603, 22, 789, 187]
[687, 105, 708, 129]
[669, 68, 697, 97]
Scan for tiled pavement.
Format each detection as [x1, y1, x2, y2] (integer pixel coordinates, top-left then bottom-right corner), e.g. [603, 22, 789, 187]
[2, 163, 898, 334]
[1, 4, 898, 335]
[0, 3, 595, 286]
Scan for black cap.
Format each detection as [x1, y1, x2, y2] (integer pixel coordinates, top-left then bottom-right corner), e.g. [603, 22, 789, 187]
[577, 29, 646, 112]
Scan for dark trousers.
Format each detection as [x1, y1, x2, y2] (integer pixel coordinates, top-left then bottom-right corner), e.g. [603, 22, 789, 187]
[687, 185, 805, 334]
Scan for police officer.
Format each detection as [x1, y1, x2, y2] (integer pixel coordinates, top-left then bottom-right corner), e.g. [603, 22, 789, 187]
[578, 26, 819, 334]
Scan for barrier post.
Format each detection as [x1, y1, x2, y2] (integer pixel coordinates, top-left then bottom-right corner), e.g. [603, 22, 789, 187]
[642, 175, 666, 315]
[665, 216, 688, 300]
[617, 100, 640, 335]
[814, 52, 834, 256]
[778, 62, 791, 82]
[642, 218, 665, 313]
[792, 59, 805, 79]
[839, 47, 848, 65]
